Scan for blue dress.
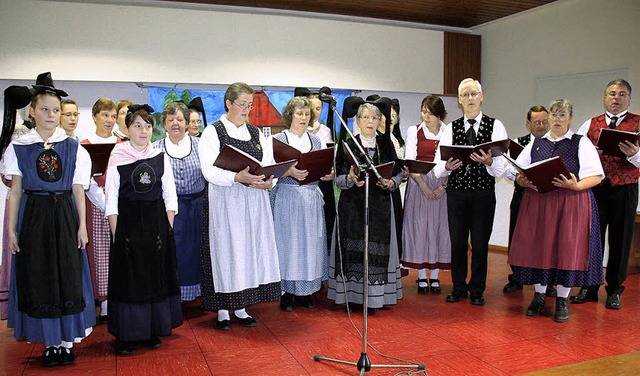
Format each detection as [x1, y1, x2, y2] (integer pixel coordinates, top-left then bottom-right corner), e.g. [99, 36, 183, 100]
[8, 138, 95, 346]
[154, 137, 206, 301]
[270, 132, 326, 296]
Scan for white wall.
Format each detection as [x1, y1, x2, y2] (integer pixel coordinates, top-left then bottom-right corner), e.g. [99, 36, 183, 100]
[475, 0, 640, 247]
[0, 0, 443, 94]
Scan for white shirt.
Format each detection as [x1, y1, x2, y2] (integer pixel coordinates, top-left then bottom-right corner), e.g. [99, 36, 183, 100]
[433, 112, 509, 178]
[269, 130, 327, 153]
[576, 112, 640, 168]
[4, 128, 91, 189]
[308, 122, 333, 145]
[161, 134, 192, 159]
[405, 121, 445, 161]
[514, 129, 604, 181]
[83, 132, 119, 144]
[199, 115, 276, 187]
[104, 152, 178, 217]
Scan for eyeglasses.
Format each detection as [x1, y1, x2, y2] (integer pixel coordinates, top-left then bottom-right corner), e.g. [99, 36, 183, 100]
[550, 113, 568, 121]
[606, 91, 629, 98]
[233, 101, 253, 110]
[190, 119, 202, 125]
[532, 119, 549, 126]
[358, 115, 381, 122]
[61, 112, 79, 117]
[459, 92, 480, 99]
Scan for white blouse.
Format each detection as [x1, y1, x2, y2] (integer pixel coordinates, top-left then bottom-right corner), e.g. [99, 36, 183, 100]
[104, 152, 178, 217]
[199, 115, 276, 187]
[404, 121, 444, 161]
[514, 129, 604, 181]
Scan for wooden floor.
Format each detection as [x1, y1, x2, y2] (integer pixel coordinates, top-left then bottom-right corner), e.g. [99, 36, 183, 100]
[1, 250, 639, 375]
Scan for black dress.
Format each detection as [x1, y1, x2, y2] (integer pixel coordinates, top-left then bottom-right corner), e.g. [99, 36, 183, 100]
[107, 153, 182, 342]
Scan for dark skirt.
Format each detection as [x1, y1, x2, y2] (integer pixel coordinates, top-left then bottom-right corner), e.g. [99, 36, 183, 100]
[15, 192, 84, 318]
[108, 198, 181, 339]
[174, 190, 205, 287]
[108, 295, 182, 342]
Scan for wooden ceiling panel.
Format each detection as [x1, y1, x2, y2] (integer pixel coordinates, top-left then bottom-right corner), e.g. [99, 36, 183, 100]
[165, 0, 556, 28]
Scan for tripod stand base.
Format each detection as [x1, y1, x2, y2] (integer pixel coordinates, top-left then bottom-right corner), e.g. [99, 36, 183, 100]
[314, 354, 425, 374]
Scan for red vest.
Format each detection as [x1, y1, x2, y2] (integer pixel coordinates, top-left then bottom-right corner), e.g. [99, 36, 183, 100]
[586, 112, 640, 186]
[416, 126, 439, 162]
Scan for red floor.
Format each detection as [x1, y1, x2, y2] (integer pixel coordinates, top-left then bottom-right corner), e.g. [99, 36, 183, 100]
[1, 251, 639, 376]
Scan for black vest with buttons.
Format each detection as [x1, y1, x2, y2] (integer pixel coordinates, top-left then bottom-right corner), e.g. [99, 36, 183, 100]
[513, 134, 533, 195]
[448, 115, 496, 190]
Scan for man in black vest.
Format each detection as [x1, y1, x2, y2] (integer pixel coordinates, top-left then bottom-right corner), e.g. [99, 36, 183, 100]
[433, 78, 509, 305]
[503, 106, 556, 297]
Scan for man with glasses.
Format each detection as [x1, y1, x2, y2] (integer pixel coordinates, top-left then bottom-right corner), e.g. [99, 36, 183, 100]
[433, 78, 509, 305]
[574, 79, 640, 310]
[503, 106, 558, 296]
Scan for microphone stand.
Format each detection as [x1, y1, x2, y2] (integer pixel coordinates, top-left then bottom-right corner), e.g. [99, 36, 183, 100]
[314, 100, 425, 375]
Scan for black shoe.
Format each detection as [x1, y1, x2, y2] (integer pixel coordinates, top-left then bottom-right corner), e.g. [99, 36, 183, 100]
[42, 347, 60, 367]
[117, 341, 137, 355]
[98, 315, 108, 324]
[605, 293, 621, 310]
[469, 293, 485, 306]
[280, 293, 294, 312]
[446, 290, 467, 303]
[569, 287, 598, 304]
[145, 336, 162, 349]
[545, 285, 557, 297]
[296, 295, 315, 309]
[503, 281, 523, 293]
[526, 292, 546, 316]
[429, 279, 441, 294]
[553, 297, 569, 323]
[216, 319, 231, 331]
[58, 348, 75, 366]
[232, 314, 257, 327]
[416, 279, 429, 293]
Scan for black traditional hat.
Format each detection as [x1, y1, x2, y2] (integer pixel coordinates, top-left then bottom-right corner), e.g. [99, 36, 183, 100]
[127, 104, 155, 114]
[31, 72, 68, 98]
[1, 85, 34, 156]
[187, 97, 207, 128]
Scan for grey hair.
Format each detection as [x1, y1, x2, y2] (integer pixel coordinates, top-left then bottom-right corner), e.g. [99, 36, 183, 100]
[458, 78, 482, 95]
[162, 101, 190, 125]
[356, 103, 381, 119]
[282, 96, 312, 129]
[549, 99, 573, 117]
[605, 79, 632, 95]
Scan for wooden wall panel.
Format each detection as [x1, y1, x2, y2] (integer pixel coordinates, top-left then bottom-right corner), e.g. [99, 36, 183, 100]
[444, 32, 482, 96]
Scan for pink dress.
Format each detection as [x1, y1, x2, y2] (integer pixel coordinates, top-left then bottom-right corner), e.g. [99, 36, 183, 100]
[401, 124, 451, 269]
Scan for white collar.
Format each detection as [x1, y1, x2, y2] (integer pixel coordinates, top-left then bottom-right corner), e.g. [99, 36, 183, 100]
[542, 129, 575, 142]
[12, 127, 68, 146]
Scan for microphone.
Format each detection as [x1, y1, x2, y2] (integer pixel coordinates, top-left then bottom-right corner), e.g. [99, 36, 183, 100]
[319, 93, 336, 103]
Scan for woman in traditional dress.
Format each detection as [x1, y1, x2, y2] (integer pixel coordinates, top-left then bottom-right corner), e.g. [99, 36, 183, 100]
[81, 97, 120, 323]
[153, 101, 205, 302]
[59, 99, 81, 141]
[270, 96, 333, 311]
[401, 95, 451, 293]
[105, 104, 181, 354]
[328, 99, 403, 311]
[198, 82, 280, 330]
[509, 99, 604, 323]
[3, 74, 95, 367]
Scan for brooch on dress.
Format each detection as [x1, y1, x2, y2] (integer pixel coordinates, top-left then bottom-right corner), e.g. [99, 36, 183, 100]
[139, 171, 152, 184]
